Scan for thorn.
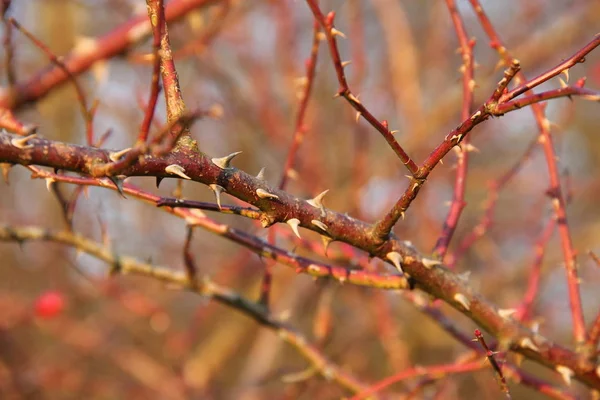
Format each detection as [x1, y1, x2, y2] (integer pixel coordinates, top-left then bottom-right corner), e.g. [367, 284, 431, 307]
[311, 219, 328, 231]
[519, 337, 540, 352]
[108, 176, 126, 198]
[561, 68, 569, 83]
[558, 77, 568, 89]
[421, 258, 442, 269]
[439, 158, 444, 165]
[165, 164, 191, 180]
[330, 28, 346, 39]
[256, 188, 279, 200]
[209, 184, 225, 210]
[556, 365, 573, 386]
[316, 32, 327, 41]
[321, 235, 333, 255]
[453, 293, 470, 311]
[347, 93, 361, 104]
[10, 133, 37, 149]
[389, 130, 399, 135]
[45, 177, 56, 192]
[211, 151, 242, 169]
[386, 251, 403, 273]
[498, 308, 517, 319]
[341, 60, 351, 68]
[286, 218, 301, 239]
[156, 177, 163, 188]
[355, 111, 361, 123]
[463, 143, 480, 153]
[108, 147, 132, 162]
[307, 189, 328, 216]
[400, 211, 405, 220]
[256, 167, 266, 181]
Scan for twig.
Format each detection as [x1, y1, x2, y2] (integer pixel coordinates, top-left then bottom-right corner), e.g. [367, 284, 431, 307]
[474, 329, 511, 399]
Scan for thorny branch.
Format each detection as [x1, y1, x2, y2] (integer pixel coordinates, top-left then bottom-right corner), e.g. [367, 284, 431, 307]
[0, 1, 600, 397]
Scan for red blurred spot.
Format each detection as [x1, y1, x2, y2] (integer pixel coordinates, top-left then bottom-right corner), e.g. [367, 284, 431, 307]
[34, 291, 66, 319]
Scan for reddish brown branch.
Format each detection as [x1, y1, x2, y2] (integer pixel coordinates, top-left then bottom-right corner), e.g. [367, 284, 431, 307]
[305, 0, 419, 177]
[469, 0, 588, 349]
[433, 0, 476, 260]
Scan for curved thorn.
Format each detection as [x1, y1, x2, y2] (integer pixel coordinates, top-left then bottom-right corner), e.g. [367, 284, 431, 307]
[256, 167, 266, 181]
[211, 151, 242, 169]
[286, 218, 301, 239]
[311, 219, 328, 231]
[386, 251, 403, 273]
[209, 184, 225, 210]
[256, 188, 279, 200]
[165, 164, 191, 180]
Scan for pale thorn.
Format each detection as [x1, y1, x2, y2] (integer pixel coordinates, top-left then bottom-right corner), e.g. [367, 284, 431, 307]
[307, 189, 329, 215]
[355, 111, 361, 122]
[321, 235, 333, 254]
[256, 167, 266, 181]
[208, 184, 225, 210]
[386, 251, 404, 273]
[311, 219, 328, 231]
[453, 293, 470, 311]
[439, 158, 444, 165]
[341, 60, 352, 68]
[211, 151, 242, 169]
[498, 308, 517, 319]
[555, 365, 573, 386]
[165, 164, 191, 180]
[468, 79, 477, 91]
[45, 177, 56, 192]
[256, 188, 279, 200]
[287, 169, 299, 180]
[558, 77, 568, 89]
[347, 93, 361, 104]
[109, 147, 132, 162]
[330, 28, 346, 39]
[286, 218, 301, 239]
[519, 337, 540, 352]
[11, 133, 37, 149]
[463, 143, 480, 153]
[561, 68, 570, 83]
[390, 130, 399, 135]
[316, 32, 327, 41]
[400, 211, 405, 220]
[421, 258, 442, 269]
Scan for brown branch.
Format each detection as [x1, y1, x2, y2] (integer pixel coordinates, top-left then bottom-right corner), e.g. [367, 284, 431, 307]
[2, 131, 599, 390]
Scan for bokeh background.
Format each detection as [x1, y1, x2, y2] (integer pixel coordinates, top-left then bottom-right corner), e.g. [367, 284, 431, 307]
[0, 0, 599, 398]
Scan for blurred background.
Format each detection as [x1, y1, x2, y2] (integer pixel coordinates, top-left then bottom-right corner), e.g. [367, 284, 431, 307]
[0, 0, 599, 398]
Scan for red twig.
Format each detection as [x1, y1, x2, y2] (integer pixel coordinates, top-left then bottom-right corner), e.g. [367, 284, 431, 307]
[278, 21, 321, 190]
[469, 0, 588, 349]
[474, 329, 511, 398]
[304, 0, 419, 177]
[138, 0, 164, 144]
[515, 219, 556, 322]
[433, 0, 476, 260]
[8, 18, 95, 144]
